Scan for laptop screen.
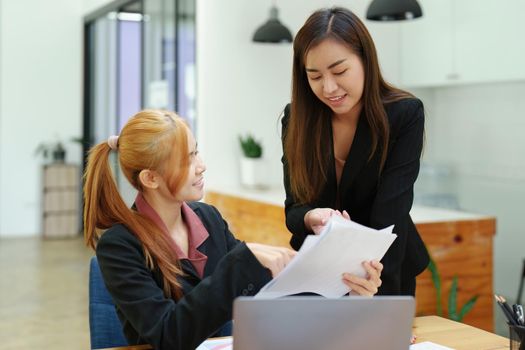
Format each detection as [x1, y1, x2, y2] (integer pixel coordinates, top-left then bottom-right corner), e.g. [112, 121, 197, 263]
[233, 296, 415, 350]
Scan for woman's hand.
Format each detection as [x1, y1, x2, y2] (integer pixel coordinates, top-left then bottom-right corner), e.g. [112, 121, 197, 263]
[342, 260, 383, 296]
[304, 208, 350, 234]
[246, 243, 296, 277]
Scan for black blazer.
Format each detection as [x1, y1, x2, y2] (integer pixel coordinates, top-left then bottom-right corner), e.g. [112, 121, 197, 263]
[96, 202, 272, 350]
[282, 98, 430, 295]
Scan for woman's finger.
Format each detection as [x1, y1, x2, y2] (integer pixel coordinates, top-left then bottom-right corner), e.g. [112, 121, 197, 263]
[342, 273, 377, 296]
[363, 261, 382, 288]
[247, 243, 297, 277]
[370, 260, 383, 273]
[342, 276, 376, 296]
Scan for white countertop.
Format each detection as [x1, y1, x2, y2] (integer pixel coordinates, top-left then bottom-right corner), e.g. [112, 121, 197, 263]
[206, 185, 493, 224]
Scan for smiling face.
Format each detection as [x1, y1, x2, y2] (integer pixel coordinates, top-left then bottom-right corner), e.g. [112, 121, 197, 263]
[173, 131, 206, 202]
[305, 38, 365, 118]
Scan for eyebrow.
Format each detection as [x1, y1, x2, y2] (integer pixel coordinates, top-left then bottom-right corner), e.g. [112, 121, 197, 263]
[189, 142, 198, 154]
[305, 58, 347, 72]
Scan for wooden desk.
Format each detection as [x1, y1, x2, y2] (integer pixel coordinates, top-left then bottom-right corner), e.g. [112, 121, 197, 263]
[99, 316, 509, 350]
[413, 316, 508, 349]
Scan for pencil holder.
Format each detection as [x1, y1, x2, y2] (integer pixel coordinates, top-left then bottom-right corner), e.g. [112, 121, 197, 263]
[509, 324, 525, 350]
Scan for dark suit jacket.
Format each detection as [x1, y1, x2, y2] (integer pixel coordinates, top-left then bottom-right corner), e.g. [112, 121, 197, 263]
[96, 202, 272, 350]
[282, 98, 430, 295]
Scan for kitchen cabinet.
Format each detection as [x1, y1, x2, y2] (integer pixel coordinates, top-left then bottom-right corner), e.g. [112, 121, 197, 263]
[454, 0, 525, 84]
[399, 0, 456, 87]
[399, 0, 525, 87]
[205, 186, 496, 332]
[367, 21, 401, 85]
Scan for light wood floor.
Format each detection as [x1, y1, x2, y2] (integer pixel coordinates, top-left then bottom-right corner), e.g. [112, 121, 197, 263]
[0, 236, 93, 349]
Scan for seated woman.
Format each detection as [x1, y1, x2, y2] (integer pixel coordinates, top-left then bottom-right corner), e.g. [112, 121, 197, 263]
[83, 109, 383, 350]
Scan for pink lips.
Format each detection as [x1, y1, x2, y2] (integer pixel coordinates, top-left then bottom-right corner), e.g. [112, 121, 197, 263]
[326, 94, 347, 107]
[193, 178, 204, 188]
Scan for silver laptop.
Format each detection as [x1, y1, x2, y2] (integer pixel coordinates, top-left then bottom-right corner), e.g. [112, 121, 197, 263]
[233, 296, 414, 350]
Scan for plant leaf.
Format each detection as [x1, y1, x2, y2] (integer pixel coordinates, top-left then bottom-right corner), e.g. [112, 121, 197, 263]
[448, 276, 458, 320]
[239, 134, 262, 158]
[458, 295, 479, 321]
[427, 257, 442, 316]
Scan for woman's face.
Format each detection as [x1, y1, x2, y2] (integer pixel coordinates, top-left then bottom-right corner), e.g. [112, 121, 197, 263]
[305, 38, 365, 118]
[174, 131, 206, 202]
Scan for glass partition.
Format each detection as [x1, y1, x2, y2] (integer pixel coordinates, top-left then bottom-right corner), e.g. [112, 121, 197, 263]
[142, 0, 195, 129]
[83, 0, 196, 203]
[176, 0, 196, 128]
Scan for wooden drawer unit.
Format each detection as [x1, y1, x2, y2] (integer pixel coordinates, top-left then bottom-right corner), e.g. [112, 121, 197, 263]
[42, 164, 80, 238]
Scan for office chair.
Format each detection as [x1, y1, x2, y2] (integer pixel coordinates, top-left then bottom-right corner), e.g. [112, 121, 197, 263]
[88, 256, 128, 349]
[89, 256, 233, 349]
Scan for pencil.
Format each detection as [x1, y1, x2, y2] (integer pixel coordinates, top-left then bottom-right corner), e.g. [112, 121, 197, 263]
[499, 295, 517, 321]
[495, 294, 518, 325]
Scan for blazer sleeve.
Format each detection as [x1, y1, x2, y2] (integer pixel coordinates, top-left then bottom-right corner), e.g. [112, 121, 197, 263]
[96, 227, 271, 350]
[281, 104, 315, 250]
[369, 99, 425, 282]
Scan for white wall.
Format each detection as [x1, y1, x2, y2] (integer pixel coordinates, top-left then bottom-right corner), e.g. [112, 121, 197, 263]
[196, 0, 401, 188]
[415, 83, 525, 332]
[0, 0, 86, 236]
[0, 0, 113, 237]
[83, 0, 113, 15]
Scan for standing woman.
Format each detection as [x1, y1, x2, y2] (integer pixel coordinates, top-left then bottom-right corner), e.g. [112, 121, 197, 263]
[83, 110, 296, 349]
[282, 7, 429, 296]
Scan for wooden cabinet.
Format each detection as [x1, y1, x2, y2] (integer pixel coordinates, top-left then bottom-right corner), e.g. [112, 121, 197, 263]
[414, 218, 495, 332]
[399, 0, 525, 87]
[42, 163, 80, 238]
[205, 190, 496, 331]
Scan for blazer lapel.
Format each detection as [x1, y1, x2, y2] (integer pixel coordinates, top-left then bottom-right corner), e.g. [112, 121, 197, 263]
[180, 259, 201, 282]
[338, 114, 372, 198]
[198, 239, 216, 277]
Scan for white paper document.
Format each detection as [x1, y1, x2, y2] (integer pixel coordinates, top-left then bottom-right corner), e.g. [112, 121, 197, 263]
[410, 341, 455, 350]
[195, 336, 233, 350]
[256, 216, 397, 298]
[194, 337, 453, 350]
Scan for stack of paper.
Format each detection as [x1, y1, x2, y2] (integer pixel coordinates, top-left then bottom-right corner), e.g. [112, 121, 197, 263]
[256, 216, 397, 298]
[410, 341, 455, 350]
[196, 337, 233, 350]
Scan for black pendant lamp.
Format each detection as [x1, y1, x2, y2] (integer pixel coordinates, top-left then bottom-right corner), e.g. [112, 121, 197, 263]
[253, 5, 293, 43]
[366, 0, 423, 21]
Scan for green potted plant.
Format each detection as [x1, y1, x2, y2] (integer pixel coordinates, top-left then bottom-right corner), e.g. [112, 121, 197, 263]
[35, 141, 67, 163]
[238, 134, 266, 188]
[239, 134, 262, 158]
[428, 256, 479, 322]
[35, 136, 90, 164]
